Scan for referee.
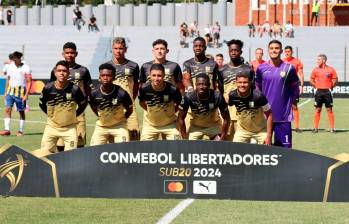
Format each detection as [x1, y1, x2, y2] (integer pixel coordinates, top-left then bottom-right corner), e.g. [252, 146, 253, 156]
[310, 54, 338, 133]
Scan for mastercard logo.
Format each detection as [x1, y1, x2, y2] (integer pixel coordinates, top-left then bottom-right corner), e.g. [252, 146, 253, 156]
[164, 180, 187, 194]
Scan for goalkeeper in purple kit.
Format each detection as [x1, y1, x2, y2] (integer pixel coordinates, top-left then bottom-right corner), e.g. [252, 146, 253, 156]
[256, 40, 299, 148]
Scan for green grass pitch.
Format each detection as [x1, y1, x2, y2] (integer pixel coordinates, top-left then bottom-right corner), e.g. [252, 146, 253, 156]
[0, 96, 349, 224]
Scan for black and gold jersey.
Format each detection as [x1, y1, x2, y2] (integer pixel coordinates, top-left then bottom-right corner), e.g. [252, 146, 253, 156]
[138, 82, 182, 127]
[179, 89, 228, 128]
[219, 62, 255, 120]
[50, 63, 92, 96]
[89, 84, 133, 127]
[182, 57, 223, 91]
[219, 62, 255, 98]
[139, 60, 182, 86]
[106, 59, 139, 99]
[39, 81, 87, 128]
[228, 88, 270, 133]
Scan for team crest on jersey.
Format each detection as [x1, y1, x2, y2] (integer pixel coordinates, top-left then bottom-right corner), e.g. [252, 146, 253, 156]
[249, 101, 255, 108]
[205, 66, 211, 73]
[280, 71, 286, 78]
[209, 103, 214, 110]
[165, 68, 170, 75]
[66, 93, 72, 100]
[163, 95, 169, 102]
[112, 98, 118, 105]
[125, 68, 130, 76]
[75, 72, 80, 79]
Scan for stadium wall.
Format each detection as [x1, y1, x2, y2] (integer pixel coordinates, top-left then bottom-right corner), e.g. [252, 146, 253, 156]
[235, 0, 339, 26]
[10, 1, 234, 27]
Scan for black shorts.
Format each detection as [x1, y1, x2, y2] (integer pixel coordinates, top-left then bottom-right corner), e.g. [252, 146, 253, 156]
[314, 89, 333, 108]
[213, 32, 220, 40]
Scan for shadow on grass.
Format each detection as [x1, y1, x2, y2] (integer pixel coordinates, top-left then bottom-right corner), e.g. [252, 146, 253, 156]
[22, 132, 44, 136]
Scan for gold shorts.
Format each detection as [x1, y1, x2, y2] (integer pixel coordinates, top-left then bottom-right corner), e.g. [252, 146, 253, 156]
[90, 123, 129, 146]
[233, 123, 267, 144]
[57, 113, 86, 147]
[140, 120, 181, 141]
[41, 124, 77, 154]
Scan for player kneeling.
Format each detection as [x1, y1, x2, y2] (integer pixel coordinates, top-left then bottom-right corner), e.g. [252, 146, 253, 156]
[228, 73, 272, 145]
[89, 63, 133, 145]
[177, 73, 230, 140]
[39, 61, 87, 153]
[139, 64, 182, 140]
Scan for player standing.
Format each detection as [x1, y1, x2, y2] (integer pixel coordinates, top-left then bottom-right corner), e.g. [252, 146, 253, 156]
[0, 51, 32, 136]
[256, 40, 299, 148]
[219, 39, 255, 141]
[50, 42, 92, 149]
[106, 37, 140, 140]
[283, 46, 304, 132]
[310, 54, 337, 133]
[40, 61, 87, 153]
[215, 53, 224, 69]
[182, 37, 223, 93]
[138, 64, 182, 140]
[140, 39, 183, 91]
[250, 48, 266, 72]
[177, 73, 230, 140]
[228, 73, 272, 144]
[89, 63, 133, 145]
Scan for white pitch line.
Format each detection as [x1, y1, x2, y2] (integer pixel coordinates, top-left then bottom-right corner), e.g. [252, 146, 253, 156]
[298, 98, 311, 108]
[156, 199, 195, 224]
[0, 118, 96, 127]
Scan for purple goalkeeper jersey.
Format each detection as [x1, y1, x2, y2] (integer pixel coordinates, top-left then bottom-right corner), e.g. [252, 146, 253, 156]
[256, 61, 299, 122]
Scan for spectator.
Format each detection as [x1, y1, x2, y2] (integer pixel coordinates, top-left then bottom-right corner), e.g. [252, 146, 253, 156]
[203, 24, 213, 46]
[212, 21, 221, 48]
[188, 21, 199, 38]
[179, 22, 189, 47]
[0, 7, 4, 25]
[258, 21, 272, 38]
[311, 0, 321, 26]
[88, 14, 99, 32]
[6, 8, 13, 25]
[73, 6, 85, 31]
[247, 21, 256, 37]
[273, 21, 282, 38]
[284, 21, 294, 38]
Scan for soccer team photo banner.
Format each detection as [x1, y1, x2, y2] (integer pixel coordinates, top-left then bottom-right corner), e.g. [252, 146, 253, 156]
[0, 141, 349, 202]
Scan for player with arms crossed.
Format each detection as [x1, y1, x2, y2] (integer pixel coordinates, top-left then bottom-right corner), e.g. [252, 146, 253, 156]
[177, 73, 230, 140]
[256, 40, 299, 148]
[219, 39, 255, 141]
[228, 73, 272, 144]
[182, 37, 223, 93]
[310, 54, 338, 133]
[40, 61, 87, 154]
[89, 63, 133, 145]
[138, 64, 182, 140]
[107, 37, 140, 140]
[140, 39, 183, 92]
[50, 42, 92, 150]
[0, 51, 32, 136]
[283, 46, 304, 132]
